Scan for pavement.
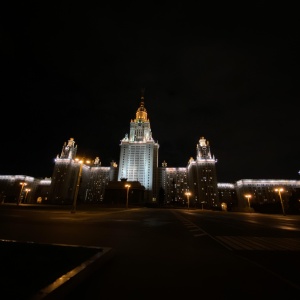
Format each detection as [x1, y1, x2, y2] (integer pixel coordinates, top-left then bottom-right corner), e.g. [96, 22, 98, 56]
[2, 203, 300, 299]
[0, 203, 118, 299]
[0, 239, 114, 300]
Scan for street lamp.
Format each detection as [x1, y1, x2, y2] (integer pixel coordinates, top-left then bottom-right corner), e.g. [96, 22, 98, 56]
[125, 184, 131, 209]
[275, 188, 286, 216]
[244, 194, 252, 209]
[18, 182, 27, 205]
[24, 188, 31, 203]
[71, 158, 90, 213]
[185, 191, 191, 210]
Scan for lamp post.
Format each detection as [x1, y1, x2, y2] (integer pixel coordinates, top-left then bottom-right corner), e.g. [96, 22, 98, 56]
[71, 158, 90, 213]
[275, 188, 285, 216]
[18, 182, 27, 205]
[185, 191, 191, 210]
[244, 194, 252, 209]
[125, 184, 131, 209]
[24, 188, 31, 203]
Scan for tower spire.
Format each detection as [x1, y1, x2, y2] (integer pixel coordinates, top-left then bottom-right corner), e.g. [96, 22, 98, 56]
[141, 87, 145, 101]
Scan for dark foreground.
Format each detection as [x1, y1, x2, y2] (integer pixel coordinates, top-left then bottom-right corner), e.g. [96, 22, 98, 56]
[1, 204, 300, 300]
[0, 240, 114, 299]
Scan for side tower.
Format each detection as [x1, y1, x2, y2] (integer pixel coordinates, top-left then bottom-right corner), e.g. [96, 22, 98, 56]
[118, 92, 159, 203]
[49, 138, 78, 204]
[187, 137, 219, 209]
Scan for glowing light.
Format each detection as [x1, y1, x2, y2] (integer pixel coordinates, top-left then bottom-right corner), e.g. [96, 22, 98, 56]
[275, 188, 285, 216]
[71, 158, 91, 213]
[244, 194, 252, 209]
[125, 184, 131, 209]
[18, 182, 27, 205]
[24, 188, 31, 203]
[185, 191, 191, 210]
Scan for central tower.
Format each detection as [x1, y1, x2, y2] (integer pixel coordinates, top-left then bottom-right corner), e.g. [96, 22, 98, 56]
[118, 91, 159, 203]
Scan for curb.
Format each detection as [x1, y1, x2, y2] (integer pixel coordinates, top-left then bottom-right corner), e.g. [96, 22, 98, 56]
[31, 245, 115, 299]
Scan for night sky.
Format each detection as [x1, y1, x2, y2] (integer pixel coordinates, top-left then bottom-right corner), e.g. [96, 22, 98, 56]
[1, 2, 299, 183]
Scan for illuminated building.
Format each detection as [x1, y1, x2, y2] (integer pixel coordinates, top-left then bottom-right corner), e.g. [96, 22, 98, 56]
[157, 138, 219, 209]
[234, 179, 300, 213]
[1, 94, 300, 212]
[217, 183, 237, 211]
[187, 137, 219, 209]
[48, 138, 78, 204]
[49, 138, 118, 204]
[158, 161, 188, 206]
[0, 175, 50, 204]
[118, 92, 159, 202]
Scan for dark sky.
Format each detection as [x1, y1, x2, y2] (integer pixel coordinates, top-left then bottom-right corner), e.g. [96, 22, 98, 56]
[1, 2, 299, 183]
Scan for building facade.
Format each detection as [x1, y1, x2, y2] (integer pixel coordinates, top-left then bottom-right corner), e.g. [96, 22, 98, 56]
[48, 138, 118, 204]
[234, 179, 300, 214]
[117, 94, 159, 203]
[158, 161, 189, 206]
[0, 175, 51, 204]
[187, 137, 219, 209]
[1, 94, 300, 213]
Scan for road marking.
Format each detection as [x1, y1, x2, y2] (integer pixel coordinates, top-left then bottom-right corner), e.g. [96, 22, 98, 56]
[172, 211, 208, 237]
[216, 236, 300, 251]
[172, 210, 300, 251]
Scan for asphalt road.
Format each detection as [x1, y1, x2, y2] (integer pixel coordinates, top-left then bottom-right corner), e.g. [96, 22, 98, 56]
[1, 205, 300, 299]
